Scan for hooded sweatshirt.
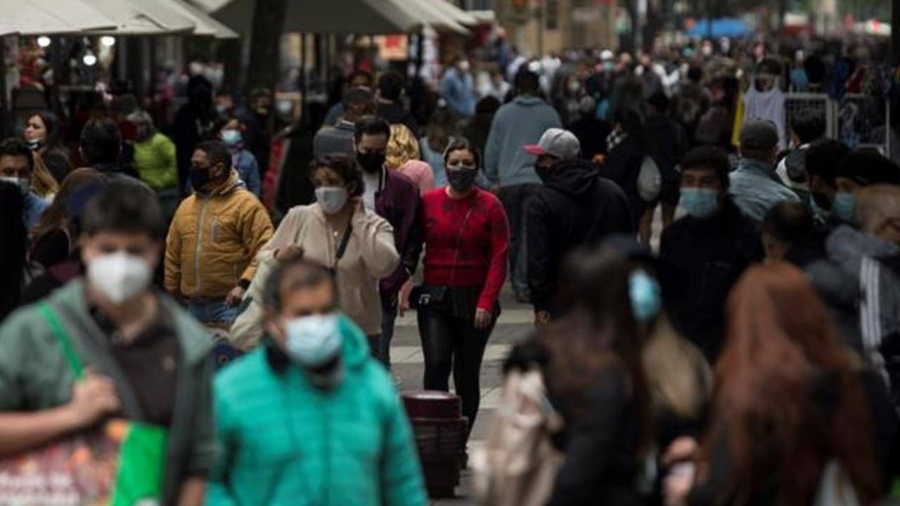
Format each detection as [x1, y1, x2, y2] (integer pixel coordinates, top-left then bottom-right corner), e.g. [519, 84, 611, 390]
[484, 95, 562, 187]
[207, 314, 427, 506]
[826, 225, 900, 282]
[527, 159, 635, 315]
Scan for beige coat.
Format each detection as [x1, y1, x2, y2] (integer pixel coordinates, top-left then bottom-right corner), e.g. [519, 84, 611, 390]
[229, 204, 398, 349]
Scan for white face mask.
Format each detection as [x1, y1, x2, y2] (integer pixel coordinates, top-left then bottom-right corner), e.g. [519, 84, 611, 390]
[87, 252, 153, 305]
[285, 313, 342, 368]
[315, 187, 349, 215]
[0, 176, 30, 195]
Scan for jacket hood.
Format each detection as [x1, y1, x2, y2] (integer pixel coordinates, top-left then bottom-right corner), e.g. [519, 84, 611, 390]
[544, 158, 600, 197]
[826, 225, 900, 276]
[202, 169, 244, 198]
[512, 95, 547, 107]
[337, 313, 370, 370]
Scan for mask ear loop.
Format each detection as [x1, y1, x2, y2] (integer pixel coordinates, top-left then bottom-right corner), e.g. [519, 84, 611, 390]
[629, 270, 662, 324]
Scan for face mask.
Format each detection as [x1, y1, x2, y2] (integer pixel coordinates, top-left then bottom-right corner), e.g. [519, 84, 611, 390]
[446, 168, 477, 193]
[833, 192, 856, 223]
[534, 160, 558, 183]
[215, 104, 228, 115]
[285, 313, 342, 368]
[27, 139, 43, 151]
[679, 188, 720, 218]
[603, 62, 615, 72]
[316, 186, 349, 215]
[629, 270, 662, 323]
[221, 129, 243, 147]
[357, 151, 386, 174]
[568, 81, 581, 94]
[458, 60, 471, 73]
[87, 252, 153, 305]
[255, 106, 270, 117]
[190, 166, 212, 191]
[0, 176, 30, 195]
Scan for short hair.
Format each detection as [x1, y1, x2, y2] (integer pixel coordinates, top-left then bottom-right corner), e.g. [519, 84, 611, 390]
[82, 180, 165, 241]
[387, 124, 420, 169]
[475, 96, 501, 116]
[790, 108, 826, 145]
[377, 71, 405, 102]
[310, 155, 365, 198]
[80, 118, 122, 166]
[687, 66, 703, 83]
[836, 149, 900, 187]
[343, 87, 375, 110]
[442, 137, 482, 169]
[762, 201, 814, 244]
[806, 139, 850, 187]
[0, 138, 34, 171]
[514, 70, 540, 94]
[354, 115, 391, 143]
[349, 70, 374, 87]
[195, 140, 232, 170]
[262, 257, 338, 312]
[249, 87, 272, 101]
[856, 185, 900, 234]
[647, 90, 670, 115]
[126, 110, 155, 128]
[680, 146, 732, 189]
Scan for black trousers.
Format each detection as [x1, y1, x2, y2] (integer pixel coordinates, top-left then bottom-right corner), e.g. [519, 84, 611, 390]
[418, 308, 495, 434]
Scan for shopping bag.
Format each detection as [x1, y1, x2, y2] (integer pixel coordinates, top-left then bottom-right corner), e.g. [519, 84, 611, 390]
[0, 303, 168, 506]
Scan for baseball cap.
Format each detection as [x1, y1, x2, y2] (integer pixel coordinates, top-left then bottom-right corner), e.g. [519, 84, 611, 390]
[739, 120, 779, 151]
[524, 128, 581, 160]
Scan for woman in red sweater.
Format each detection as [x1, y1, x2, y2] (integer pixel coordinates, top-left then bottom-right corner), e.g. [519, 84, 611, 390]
[415, 138, 510, 435]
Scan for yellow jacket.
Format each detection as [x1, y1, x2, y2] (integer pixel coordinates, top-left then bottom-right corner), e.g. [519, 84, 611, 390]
[165, 171, 273, 299]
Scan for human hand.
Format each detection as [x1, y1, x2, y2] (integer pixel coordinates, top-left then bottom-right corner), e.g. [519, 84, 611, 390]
[226, 286, 246, 307]
[534, 311, 551, 326]
[663, 462, 695, 506]
[662, 436, 699, 466]
[275, 244, 304, 262]
[474, 308, 493, 330]
[66, 371, 120, 428]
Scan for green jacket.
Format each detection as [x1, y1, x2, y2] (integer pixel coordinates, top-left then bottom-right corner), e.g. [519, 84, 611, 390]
[0, 279, 216, 504]
[133, 132, 178, 191]
[207, 314, 428, 506]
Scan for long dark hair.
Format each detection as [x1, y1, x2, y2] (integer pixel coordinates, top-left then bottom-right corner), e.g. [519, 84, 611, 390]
[29, 111, 63, 148]
[708, 263, 881, 505]
[538, 247, 651, 447]
[33, 168, 107, 244]
[0, 182, 27, 323]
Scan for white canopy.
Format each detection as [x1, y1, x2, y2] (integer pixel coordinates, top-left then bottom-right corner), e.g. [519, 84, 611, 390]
[192, 0, 423, 35]
[0, 0, 117, 36]
[154, 0, 239, 38]
[395, 0, 469, 34]
[87, 0, 197, 36]
[427, 0, 478, 27]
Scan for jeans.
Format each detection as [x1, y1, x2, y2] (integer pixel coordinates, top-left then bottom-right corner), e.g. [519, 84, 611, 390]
[188, 298, 239, 327]
[498, 184, 541, 297]
[377, 305, 399, 369]
[418, 307, 495, 435]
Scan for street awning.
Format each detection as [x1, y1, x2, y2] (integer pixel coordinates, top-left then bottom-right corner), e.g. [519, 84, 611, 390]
[396, 0, 469, 34]
[154, 0, 238, 38]
[192, 0, 423, 35]
[0, 0, 117, 36]
[427, 0, 478, 27]
[469, 10, 497, 24]
[87, 0, 197, 36]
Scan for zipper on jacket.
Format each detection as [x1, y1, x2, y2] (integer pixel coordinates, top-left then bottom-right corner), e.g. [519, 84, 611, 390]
[194, 198, 209, 293]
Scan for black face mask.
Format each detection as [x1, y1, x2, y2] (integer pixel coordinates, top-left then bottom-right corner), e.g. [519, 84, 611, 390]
[447, 169, 477, 193]
[357, 152, 386, 174]
[190, 166, 212, 191]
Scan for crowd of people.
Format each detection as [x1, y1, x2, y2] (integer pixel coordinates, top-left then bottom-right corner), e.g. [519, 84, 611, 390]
[0, 33, 898, 505]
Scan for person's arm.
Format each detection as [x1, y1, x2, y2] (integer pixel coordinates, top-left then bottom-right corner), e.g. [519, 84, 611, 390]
[179, 356, 215, 505]
[379, 380, 428, 506]
[205, 381, 239, 506]
[238, 200, 275, 284]
[178, 478, 206, 506]
[257, 207, 305, 264]
[546, 371, 629, 506]
[164, 208, 183, 297]
[400, 195, 424, 280]
[244, 153, 262, 197]
[159, 134, 179, 190]
[483, 114, 501, 184]
[526, 197, 554, 314]
[477, 197, 510, 311]
[354, 205, 401, 280]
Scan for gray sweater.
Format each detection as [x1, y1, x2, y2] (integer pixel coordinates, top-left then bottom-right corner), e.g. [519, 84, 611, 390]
[484, 96, 562, 187]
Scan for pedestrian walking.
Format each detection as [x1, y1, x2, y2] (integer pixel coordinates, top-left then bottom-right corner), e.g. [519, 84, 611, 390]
[24, 111, 71, 185]
[484, 70, 562, 303]
[0, 137, 49, 229]
[218, 114, 262, 197]
[386, 123, 435, 195]
[0, 181, 26, 322]
[417, 138, 509, 436]
[207, 258, 427, 506]
[441, 56, 476, 120]
[729, 120, 800, 223]
[127, 110, 179, 220]
[314, 87, 375, 160]
[164, 140, 273, 327]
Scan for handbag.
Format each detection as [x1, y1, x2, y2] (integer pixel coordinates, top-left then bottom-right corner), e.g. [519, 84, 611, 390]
[0, 303, 169, 506]
[471, 369, 564, 506]
[409, 285, 450, 311]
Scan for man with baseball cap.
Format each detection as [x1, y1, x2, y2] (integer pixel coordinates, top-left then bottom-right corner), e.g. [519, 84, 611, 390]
[729, 119, 800, 223]
[524, 128, 634, 323]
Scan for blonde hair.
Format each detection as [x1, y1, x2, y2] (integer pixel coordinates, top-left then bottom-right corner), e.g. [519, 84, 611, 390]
[31, 151, 60, 198]
[386, 124, 420, 170]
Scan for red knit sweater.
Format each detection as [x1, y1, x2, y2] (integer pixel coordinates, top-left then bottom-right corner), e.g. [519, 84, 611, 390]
[422, 188, 510, 311]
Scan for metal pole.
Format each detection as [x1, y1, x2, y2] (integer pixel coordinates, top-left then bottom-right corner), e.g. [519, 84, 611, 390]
[536, 0, 545, 57]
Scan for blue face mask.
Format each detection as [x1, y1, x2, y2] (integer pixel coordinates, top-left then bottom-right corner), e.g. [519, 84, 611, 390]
[221, 129, 242, 147]
[629, 271, 662, 323]
[284, 313, 342, 368]
[833, 192, 856, 223]
[679, 188, 719, 218]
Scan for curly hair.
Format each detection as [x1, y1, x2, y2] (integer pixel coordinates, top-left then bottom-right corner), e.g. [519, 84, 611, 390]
[386, 124, 421, 170]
